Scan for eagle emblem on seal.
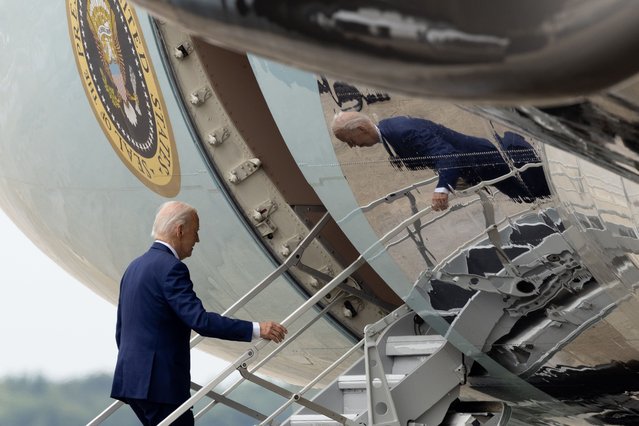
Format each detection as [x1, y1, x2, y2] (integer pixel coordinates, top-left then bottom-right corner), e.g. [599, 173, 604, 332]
[67, 0, 181, 197]
[87, 0, 142, 126]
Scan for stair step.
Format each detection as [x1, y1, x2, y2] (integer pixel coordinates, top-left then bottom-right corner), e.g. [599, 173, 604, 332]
[289, 413, 358, 425]
[386, 335, 446, 356]
[338, 374, 405, 390]
[337, 374, 406, 414]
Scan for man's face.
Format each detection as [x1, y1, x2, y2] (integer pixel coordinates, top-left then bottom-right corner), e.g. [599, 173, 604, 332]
[337, 122, 379, 148]
[177, 213, 200, 259]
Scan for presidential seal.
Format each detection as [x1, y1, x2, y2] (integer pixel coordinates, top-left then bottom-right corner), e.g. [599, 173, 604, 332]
[67, 0, 180, 197]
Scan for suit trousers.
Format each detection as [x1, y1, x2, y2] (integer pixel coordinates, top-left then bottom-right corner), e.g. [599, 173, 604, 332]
[127, 398, 194, 426]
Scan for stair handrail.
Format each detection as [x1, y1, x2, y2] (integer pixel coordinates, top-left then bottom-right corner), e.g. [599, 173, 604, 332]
[350, 162, 544, 220]
[157, 250, 371, 425]
[189, 212, 332, 349]
[385, 195, 484, 250]
[359, 176, 439, 213]
[161, 202, 437, 424]
[92, 163, 548, 425]
[86, 400, 124, 426]
[193, 294, 345, 421]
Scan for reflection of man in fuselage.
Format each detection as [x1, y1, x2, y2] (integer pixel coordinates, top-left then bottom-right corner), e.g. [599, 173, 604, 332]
[332, 112, 551, 211]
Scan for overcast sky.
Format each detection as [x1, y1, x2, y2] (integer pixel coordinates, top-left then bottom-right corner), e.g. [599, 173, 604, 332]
[0, 208, 226, 382]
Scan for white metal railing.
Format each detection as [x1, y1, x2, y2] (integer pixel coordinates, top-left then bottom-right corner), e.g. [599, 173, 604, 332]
[156, 179, 504, 424]
[386, 196, 484, 250]
[193, 296, 344, 421]
[360, 176, 439, 213]
[188, 212, 333, 349]
[157, 252, 369, 425]
[89, 161, 551, 426]
[90, 206, 397, 426]
[87, 400, 124, 425]
[379, 163, 545, 246]
[188, 381, 266, 422]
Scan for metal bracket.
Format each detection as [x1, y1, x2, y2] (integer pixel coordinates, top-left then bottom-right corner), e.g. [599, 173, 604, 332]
[174, 41, 193, 59]
[255, 219, 277, 239]
[454, 362, 467, 385]
[295, 262, 397, 311]
[251, 199, 277, 223]
[228, 158, 261, 184]
[280, 233, 302, 257]
[250, 199, 279, 240]
[206, 126, 230, 146]
[364, 323, 401, 426]
[190, 86, 212, 105]
[366, 305, 412, 339]
[350, 306, 411, 426]
[437, 270, 539, 297]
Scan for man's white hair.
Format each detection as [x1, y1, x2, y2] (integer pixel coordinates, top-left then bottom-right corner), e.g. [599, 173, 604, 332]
[331, 111, 374, 135]
[151, 201, 197, 239]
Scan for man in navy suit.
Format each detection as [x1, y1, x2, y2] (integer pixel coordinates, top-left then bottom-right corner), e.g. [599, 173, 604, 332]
[332, 112, 550, 211]
[111, 201, 287, 425]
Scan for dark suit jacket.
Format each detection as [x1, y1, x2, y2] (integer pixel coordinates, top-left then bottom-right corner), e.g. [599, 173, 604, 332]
[378, 116, 550, 201]
[110, 242, 253, 405]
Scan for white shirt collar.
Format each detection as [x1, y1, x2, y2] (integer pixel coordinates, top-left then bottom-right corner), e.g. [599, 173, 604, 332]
[375, 125, 383, 143]
[155, 240, 179, 259]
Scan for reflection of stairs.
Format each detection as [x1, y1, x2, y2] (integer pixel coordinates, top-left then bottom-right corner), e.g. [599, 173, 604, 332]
[284, 307, 509, 426]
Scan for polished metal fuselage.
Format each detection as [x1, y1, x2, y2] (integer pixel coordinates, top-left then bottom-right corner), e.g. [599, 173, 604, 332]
[4, 0, 639, 423]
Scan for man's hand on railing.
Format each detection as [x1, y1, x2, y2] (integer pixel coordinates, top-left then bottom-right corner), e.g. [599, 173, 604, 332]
[260, 321, 288, 343]
[432, 192, 449, 211]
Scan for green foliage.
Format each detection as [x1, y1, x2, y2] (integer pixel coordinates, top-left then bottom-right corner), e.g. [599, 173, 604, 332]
[0, 374, 137, 426]
[0, 374, 301, 426]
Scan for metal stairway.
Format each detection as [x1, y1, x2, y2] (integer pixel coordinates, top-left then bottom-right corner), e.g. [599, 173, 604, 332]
[283, 306, 509, 426]
[87, 168, 539, 426]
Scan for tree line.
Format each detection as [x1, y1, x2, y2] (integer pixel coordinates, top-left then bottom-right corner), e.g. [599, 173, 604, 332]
[0, 374, 298, 425]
